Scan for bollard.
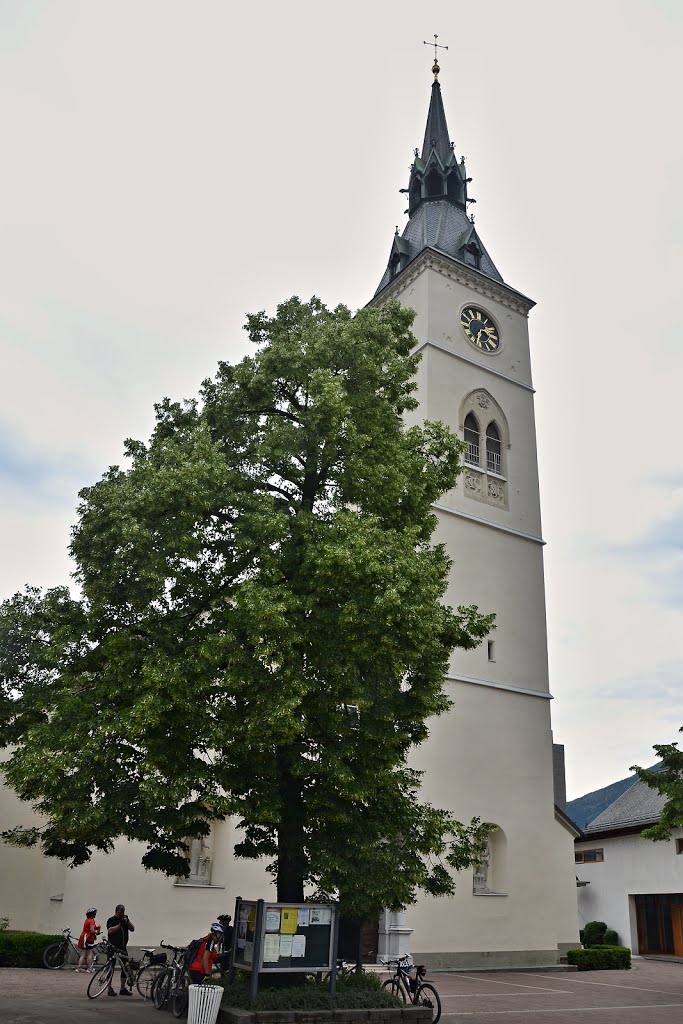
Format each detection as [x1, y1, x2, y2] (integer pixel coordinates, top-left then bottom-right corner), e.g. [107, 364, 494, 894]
[187, 983, 223, 1024]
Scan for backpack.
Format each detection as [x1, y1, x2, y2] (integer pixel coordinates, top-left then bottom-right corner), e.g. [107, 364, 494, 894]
[183, 935, 209, 968]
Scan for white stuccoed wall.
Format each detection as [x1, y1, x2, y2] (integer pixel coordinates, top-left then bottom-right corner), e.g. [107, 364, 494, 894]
[576, 830, 683, 951]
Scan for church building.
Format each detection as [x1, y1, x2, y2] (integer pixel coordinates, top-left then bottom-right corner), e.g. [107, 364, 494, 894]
[367, 56, 580, 966]
[0, 61, 579, 967]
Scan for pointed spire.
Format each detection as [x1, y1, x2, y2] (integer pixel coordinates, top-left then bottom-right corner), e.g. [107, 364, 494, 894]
[421, 79, 453, 166]
[374, 62, 504, 295]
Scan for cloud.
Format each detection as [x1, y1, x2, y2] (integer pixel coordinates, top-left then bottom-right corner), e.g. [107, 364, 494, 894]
[601, 660, 683, 703]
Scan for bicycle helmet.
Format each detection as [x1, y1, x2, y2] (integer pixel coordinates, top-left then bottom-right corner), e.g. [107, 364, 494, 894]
[210, 923, 224, 933]
[86, 907, 97, 915]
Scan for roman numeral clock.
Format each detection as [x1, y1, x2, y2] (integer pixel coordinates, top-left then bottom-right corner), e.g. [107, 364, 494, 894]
[460, 306, 500, 353]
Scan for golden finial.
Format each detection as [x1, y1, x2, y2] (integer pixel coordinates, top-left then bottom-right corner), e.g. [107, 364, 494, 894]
[423, 34, 448, 78]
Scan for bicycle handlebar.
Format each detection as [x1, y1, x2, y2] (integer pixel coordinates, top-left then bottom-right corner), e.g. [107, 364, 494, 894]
[379, 955, 413, 967]
[160, 940, 187, 952]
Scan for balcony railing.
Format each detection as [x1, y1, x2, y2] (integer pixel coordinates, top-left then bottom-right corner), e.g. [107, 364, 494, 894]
[465, 442, 480, 466]
[486, 449, 502, 475]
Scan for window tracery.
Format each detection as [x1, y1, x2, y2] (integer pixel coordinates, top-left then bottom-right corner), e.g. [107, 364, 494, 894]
[458, 391, 509, 510]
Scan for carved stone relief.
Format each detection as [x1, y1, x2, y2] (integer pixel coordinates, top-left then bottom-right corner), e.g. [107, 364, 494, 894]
[464, 472, 482, 494]
[488, 480, 505, 503]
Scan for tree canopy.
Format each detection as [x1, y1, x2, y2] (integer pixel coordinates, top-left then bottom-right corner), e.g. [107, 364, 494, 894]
[633, 728, 683, 841]
[0, 297, 494, 920]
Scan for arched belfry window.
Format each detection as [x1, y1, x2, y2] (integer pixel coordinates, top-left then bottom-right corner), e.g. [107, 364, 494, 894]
[486, 422, 502, 475]
[459, 391, 510, 511]
[425, 168, 443, 198]
[464, 413, 480, 467]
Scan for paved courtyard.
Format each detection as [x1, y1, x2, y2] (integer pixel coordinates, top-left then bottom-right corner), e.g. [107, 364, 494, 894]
[431, 959, 683, 1023]
[1, 959, 682, 1023]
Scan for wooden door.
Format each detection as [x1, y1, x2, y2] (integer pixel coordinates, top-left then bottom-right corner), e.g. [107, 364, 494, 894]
[672, 905, 683, 957]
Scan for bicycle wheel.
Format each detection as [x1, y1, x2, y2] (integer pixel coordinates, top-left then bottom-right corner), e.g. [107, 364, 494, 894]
[171, 973, 189, 1018]
[415, 983, 441, 1024]
[43, 942, 68, 969]
[153, 968, 171, 1010]
[87, 961, 115, 999]
[382, 978, 406, 1002]
[137, 964, 165, 1000]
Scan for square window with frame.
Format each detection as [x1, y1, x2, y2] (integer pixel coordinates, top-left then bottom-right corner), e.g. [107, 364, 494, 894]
[575, 848, 604, 864]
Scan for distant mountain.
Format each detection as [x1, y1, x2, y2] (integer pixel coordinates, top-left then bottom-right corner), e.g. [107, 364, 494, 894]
[567, 774, 638, 831]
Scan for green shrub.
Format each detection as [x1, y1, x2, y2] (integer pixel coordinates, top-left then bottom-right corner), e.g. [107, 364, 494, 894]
[0, 931, 63, 968]
[566, 946, 631, 971]
[581, 921, 608, 946]
[604, 928, 618, 945]
[221, 971, 402, 1011]
[0, 918, 9, 933]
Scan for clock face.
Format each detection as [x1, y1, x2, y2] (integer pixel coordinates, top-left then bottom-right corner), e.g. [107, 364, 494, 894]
[461, 307, 500, 353]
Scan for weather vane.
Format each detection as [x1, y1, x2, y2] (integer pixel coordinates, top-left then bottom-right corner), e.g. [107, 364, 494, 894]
[423, 34, 448, 78]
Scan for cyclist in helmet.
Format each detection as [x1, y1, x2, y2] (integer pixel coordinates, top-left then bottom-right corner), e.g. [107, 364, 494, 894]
[188, 923, 224, 983]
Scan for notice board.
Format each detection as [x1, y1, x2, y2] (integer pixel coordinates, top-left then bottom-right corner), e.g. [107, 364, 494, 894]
[233, 899, 337, 973]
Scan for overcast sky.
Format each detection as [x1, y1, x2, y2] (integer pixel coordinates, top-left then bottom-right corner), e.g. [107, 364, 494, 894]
[1, 0, 681, 800]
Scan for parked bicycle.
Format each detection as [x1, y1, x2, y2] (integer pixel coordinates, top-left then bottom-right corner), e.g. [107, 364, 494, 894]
[322, 957, 365, 983]
[152, 941, 189, 1017]
[42, 927, 103, 970]
[380, 955, 441, 1024]
[86, 941, 165, 1000]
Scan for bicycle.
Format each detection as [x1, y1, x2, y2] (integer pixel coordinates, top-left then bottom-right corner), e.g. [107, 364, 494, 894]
[152, 941, 189, 1017]
[42, 927, 104, 970]
[380, 955, 441, 1023]
[322, 957, 363, 983]
[86, 941, 165, 1000]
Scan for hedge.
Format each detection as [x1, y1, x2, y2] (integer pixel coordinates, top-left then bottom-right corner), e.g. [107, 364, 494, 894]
[220, 971, 403, 1011]
[0, 931, 63, 968]
[566, 946, 631, 971]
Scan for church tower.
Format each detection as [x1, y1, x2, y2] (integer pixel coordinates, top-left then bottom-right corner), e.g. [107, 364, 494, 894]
[369, 59, 580, 967]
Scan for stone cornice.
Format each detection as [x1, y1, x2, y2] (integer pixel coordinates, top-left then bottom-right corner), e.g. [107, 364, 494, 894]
[369, 247, 536, 317]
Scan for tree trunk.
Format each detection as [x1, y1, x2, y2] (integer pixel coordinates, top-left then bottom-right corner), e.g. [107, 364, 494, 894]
[275, 745, 306, 902]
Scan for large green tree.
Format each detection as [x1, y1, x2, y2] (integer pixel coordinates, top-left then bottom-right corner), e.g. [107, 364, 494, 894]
[632, 729, 683, 841]
[0, 297, 493, 920]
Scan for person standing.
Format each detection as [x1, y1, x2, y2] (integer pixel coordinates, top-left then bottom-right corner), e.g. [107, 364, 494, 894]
[75, 907, 100, 972]
[106, 904, 135, 996]
[215, 914, 233, 973]
[188, 923, 223, 984]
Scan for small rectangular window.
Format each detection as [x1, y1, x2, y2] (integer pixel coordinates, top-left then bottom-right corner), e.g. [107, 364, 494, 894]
[487, 640, 495, 662]
[676, 838, 683, 854]
[575, 848, 604, 864]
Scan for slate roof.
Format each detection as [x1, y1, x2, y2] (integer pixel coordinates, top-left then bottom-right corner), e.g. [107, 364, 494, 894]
[375, 199, 503, 294]
[583, 777, 666, 833]
[421, 80, 452, 165]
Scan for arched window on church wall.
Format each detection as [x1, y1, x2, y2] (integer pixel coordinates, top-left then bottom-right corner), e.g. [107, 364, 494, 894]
[459, 391, 509, 510]
[486, 422, 502, 475]
[464, 413, 480, 467]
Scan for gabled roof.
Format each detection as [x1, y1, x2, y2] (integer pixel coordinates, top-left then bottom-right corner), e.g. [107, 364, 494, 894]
[583, 777, 666, 834]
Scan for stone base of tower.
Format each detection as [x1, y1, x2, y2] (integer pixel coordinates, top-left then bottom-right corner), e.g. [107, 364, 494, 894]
[411, 948, 562, 970]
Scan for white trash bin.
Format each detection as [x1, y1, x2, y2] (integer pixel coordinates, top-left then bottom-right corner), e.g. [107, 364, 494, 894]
[187, 983, 223, 1024]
